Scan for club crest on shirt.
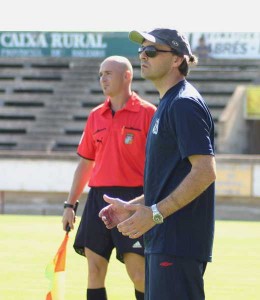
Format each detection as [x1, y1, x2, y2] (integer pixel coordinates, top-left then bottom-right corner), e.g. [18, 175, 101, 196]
[152, 118, 160, 134]
[124, 133, 134, 144]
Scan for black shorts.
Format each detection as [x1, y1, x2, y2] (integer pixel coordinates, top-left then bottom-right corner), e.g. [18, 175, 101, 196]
[145, 254, 207, 300]
[73, 186, 144, 263]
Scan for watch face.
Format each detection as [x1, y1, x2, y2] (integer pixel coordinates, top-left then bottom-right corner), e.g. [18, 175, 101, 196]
[153, 213, 163, 224]
[151, 204, 163, 224]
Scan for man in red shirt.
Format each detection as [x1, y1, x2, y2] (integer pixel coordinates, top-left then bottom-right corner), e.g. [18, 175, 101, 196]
[62, 56, 156, 300]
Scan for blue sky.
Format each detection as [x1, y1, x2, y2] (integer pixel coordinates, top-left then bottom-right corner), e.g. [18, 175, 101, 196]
[1, 0, 258, 32]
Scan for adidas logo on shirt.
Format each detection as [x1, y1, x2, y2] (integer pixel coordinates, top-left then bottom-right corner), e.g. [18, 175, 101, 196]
[132, 241, 142, 248]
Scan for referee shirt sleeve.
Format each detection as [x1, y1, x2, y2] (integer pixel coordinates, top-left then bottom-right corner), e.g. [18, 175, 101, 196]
[77, 113, 96, 160]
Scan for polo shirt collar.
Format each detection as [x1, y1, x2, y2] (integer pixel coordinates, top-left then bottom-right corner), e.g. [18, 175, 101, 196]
[100, 92, 141, 115]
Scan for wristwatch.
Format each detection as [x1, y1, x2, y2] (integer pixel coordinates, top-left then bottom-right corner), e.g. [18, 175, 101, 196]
[151, 204, 164, 224]
[64, 201, 74, 209]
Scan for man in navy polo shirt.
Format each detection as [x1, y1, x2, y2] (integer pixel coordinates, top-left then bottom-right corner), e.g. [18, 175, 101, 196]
[100, 28, 216, 300]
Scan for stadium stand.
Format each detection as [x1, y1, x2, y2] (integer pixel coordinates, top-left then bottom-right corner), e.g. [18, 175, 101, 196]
[0, 57, 260, 154]
[1, 56, 260, 216]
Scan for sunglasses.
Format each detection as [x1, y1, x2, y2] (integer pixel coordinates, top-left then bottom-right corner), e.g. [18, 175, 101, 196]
[138, 45, 177, 58]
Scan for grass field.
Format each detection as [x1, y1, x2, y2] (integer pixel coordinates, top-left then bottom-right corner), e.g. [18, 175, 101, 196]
[0, 215, 260, 300]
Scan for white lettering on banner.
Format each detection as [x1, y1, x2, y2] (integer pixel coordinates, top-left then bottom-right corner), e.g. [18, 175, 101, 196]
[0, 49, 43, 57]
[71, 49, 106, 57]
[50, 33, 107, 49]
[191, 32, 260, 59]
[0, 32, 48, 48]
[0, 32, 107, 50]
[51, 34, 63, 48]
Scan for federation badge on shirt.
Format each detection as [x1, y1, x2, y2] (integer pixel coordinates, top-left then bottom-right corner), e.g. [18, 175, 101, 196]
[124, 133, 134, 144]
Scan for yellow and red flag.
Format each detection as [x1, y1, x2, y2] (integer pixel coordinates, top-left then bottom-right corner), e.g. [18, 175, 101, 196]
[45, 200, 78, 300]
[45, 233, 69, 300]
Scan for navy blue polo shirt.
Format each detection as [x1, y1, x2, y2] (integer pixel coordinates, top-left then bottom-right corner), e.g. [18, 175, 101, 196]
[144, 80, 215, 262]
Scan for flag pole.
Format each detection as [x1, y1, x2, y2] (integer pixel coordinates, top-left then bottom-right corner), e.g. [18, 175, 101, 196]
[45, 200, 79, 300]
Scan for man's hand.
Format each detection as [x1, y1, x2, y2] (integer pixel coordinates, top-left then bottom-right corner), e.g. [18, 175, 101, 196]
[99, 194, 155, 238]
[62, 208, 76, 231]
[116, 203, 155, 239]
[99, 194, 133, 229]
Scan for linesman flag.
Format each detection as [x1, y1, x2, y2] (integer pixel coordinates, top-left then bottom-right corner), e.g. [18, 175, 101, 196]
[45, 201, 79, 300]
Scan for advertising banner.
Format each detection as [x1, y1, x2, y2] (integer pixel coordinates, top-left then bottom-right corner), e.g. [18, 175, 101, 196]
[190, 32, 260, 59]
[245, 86, 260, 120]
[216, 163, 252, 196]
[0, 31, 138, 58]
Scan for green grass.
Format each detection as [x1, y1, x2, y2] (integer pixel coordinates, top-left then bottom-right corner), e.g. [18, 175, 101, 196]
[0, 215, 260, 300]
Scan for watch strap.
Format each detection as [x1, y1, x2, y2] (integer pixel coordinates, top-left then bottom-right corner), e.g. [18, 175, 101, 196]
[64, 202, 74, 209]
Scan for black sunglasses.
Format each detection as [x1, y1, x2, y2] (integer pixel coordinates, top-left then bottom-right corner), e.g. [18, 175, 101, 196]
[138, 45, 177, 58]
